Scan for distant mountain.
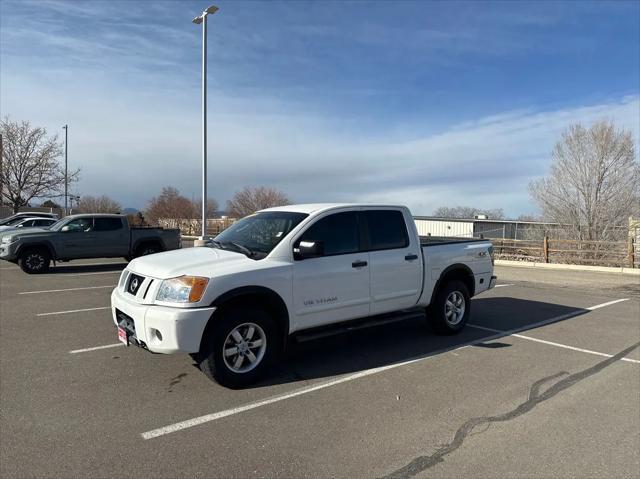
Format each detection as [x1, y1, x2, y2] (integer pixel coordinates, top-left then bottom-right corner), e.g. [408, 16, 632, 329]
[122, 207, 140, 215]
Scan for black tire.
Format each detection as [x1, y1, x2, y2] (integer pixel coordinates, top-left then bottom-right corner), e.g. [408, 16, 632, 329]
[427, 280, 470, 334]
[199, 307, 281, 388]
[18, 247, 51, 274]
[134, 242, 160, 258]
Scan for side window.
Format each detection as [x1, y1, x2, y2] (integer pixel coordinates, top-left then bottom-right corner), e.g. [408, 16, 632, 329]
[65, 218, 94, 232]
[298, 212, 360, 257]
[365, 210, 410, 250]
[94, 218, 123, 231]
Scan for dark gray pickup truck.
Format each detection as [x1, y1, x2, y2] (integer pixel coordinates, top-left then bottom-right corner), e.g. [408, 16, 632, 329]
[0, 214, 181, 273]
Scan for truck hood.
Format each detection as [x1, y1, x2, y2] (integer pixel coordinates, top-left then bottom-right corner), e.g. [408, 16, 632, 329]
[0, 227, 51, 239]
[128, 246, 251, 279]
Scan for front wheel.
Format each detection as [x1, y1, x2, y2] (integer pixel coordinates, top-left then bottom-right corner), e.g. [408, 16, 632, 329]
[18, 248, 51, 274]
[198, 307, 281, 388]
[427, 280, 470, 334]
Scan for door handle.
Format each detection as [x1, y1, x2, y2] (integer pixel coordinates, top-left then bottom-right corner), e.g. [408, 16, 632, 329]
[405, 254, 418, 261]
[352, 260, 368, 268]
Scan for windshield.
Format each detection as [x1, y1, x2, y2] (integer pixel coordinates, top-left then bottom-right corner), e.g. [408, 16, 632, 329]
[48, 218, 70, 231]
[2, 217, 28, 226]
[213, 211, 308, 259]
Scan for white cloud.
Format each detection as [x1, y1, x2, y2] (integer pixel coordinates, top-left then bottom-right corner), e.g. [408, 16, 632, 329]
[4, 66, 636, 217]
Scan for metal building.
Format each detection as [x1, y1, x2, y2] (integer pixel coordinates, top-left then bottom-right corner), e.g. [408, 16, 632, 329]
[413, 218, 474, 237]
[413, 216, 558, 240]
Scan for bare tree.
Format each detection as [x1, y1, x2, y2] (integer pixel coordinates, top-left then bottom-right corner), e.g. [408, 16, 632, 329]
[145, 186, 198, 224]
[1, 117, 80, 213]
[226, 186, 290, 218]
[76, 195, 122, 214]
[529, 121, 638, 241]
[194, 197, 220, 219]
[127, 212, 146, 226]
[40, 199, 61, 209]
[516, 214, 542, 222]
[145, 186, 219, 234]
[432, 206, 505, 219]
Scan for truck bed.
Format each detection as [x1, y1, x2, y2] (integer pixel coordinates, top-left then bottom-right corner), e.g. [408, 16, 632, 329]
[420, 236, 487, 247]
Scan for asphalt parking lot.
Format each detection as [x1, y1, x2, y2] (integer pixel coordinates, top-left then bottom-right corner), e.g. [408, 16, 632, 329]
[1, 259, 639, 478]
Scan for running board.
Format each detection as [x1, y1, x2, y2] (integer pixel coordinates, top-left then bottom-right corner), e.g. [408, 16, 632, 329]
[294, 308, 426, 343]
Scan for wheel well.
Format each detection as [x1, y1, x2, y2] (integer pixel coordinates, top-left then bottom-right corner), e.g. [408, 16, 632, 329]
[199, 287, 290, 353]
[18, 243, 54, 260]
[432, 265, 475, 303]
[135, 240, 162, 254]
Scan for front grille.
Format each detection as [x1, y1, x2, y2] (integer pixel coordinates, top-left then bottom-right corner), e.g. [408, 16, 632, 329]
[142, 279, 154, 299]
[126, 273, 145, 296]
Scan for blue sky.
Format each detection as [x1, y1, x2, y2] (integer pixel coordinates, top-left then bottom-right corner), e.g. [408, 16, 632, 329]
[1, 0, 638, 216]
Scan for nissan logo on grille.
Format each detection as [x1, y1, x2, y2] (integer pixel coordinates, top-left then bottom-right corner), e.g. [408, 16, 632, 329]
[127, 274, 144, 295]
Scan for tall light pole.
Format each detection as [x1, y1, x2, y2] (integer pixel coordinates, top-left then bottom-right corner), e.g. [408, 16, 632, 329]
[62, 124, 68, 216]
[193, 5, 218, 239]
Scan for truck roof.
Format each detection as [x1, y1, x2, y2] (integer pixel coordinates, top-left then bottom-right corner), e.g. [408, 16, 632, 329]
[63, 213, 125, 219]
[259, 203, 407, 215]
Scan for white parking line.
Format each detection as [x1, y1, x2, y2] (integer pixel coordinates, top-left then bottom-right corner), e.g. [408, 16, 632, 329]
[37, 306, 110, 317]
[469, 325, 639, 364]
[20, 285, 113, 295]
[468, 298, 632, 361]
[494, 284, 514, 288]
[141, 296, 634, 440]
[141, 349, 464, 440]
[587, 298, 629, 310]
[69, 343, 123, 354]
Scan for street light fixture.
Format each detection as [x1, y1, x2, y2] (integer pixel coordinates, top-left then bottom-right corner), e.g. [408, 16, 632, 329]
[193, 4, 219, 239]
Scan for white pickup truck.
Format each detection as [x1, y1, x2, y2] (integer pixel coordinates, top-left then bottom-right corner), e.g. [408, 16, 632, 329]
[111, 204, 496, 387]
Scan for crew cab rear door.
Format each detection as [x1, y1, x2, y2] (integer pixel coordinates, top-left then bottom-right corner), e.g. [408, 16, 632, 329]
[93, 217, 129, 256]
[365, 208, 422, 315]
[292, 210, 370, 330]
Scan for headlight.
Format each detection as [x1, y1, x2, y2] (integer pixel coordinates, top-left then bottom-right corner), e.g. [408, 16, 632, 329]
[1, 236, 14, 244]
[156, 276, 209, 303]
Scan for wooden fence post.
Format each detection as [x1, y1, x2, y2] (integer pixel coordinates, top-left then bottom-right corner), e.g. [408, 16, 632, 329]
[543, 236, 549, 263]
[628, 236, 635, 269]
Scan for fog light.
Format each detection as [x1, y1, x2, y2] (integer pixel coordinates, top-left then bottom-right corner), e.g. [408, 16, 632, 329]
[152, 329, 163, 342]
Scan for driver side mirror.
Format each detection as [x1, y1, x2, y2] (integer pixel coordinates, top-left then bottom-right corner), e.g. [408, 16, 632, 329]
[293, 240, 324, 260]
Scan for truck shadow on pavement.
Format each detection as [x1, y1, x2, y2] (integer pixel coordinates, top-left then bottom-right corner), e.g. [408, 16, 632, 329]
[259, 297, 591, 387]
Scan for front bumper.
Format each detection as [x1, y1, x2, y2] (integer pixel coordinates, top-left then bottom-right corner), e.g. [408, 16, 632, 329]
[488, 275, 497, 289]
[0, 242, 19, 261]
[111, 288, 216, 354]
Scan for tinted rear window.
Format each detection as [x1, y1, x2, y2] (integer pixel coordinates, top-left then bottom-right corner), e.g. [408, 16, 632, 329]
[94, 218, 123, 231]
[365, 210, 409, 250]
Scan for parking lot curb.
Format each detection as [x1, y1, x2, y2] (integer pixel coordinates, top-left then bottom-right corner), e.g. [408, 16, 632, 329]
[495, 259, 640, 275]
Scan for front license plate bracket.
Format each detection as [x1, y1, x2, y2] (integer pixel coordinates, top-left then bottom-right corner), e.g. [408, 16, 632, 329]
[118, 326, 129, 346]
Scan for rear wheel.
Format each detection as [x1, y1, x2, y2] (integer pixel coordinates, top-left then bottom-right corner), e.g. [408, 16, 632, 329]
[18, 247, 51, 274]
[198, 307, 281, 388]
[427, 280, 470, 334]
